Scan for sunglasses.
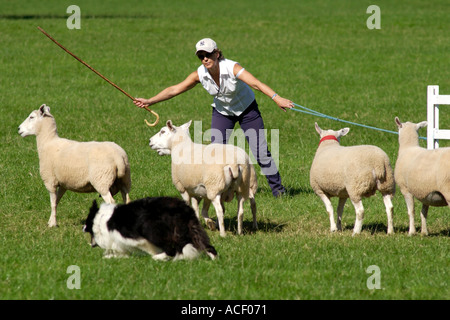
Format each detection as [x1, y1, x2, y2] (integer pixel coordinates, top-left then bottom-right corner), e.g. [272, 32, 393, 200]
[197, 51, 215, 60]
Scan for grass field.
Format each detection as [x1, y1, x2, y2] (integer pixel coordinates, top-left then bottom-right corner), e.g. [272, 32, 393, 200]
[1, 0, 449, 301]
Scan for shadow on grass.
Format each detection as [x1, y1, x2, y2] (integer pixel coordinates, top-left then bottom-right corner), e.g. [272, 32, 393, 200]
[345, 223, 450, 236]
[217, 217, 287, 235]
[344, 222, 407, 235]
[436, 228, 450, 237]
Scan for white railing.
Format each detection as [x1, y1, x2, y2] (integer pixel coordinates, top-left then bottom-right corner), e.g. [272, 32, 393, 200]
[427, 85, 450, 149]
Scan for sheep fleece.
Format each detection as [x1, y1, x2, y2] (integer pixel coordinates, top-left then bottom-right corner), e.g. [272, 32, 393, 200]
[310, 145, 394, 200]
[40, 139, 129, 193]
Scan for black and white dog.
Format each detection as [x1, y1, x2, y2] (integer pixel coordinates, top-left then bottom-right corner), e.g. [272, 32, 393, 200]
[83, 197, 217, 260]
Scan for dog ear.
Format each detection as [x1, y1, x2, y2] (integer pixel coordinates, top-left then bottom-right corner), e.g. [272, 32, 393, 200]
[84, 200, 99, 232]
[91, 199, 98, 211]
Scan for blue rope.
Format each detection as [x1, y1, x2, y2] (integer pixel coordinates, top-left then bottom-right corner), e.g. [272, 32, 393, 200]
[291, 102, 427, 140]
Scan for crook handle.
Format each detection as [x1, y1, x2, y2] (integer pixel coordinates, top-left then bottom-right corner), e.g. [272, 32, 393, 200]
[144, 108, 160, 127]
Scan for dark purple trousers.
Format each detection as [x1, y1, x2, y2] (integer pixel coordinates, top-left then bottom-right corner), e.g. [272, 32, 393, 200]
[210, 100, 286, 197]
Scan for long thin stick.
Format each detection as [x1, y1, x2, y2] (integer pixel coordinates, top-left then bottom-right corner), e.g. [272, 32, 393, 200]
[37, 26, 159, 127]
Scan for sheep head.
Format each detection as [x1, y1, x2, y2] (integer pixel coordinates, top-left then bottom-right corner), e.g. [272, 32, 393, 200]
[18, 104, 53, 137]
[395, 117, 427, 147]
[395, 117, 427, 131]
[149, 120, 192, 156]
[314, 122, 349, 143]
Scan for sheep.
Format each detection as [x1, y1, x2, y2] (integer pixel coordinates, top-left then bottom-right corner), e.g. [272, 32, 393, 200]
[149, 120, 257, 237]
[18, 104, 131, 227]
[394, 117, 450, 235]
[309, 122, 395, 235]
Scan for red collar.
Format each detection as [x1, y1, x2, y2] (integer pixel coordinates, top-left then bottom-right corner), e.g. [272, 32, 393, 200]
[319, 135, 339, 145]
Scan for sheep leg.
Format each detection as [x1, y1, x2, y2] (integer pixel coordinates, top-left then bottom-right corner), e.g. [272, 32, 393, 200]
[201, 199, 216, 231]
[212, 195, 226, 237]
[180, 191, 191, 206]
[383, 194, 394, 235]
[100, 192, 115, 204]
[420, 204, 429, 236]
[47, 187, 66, 227]
[336, 198, 347, 231]
[191, 197, 201, 219]
[121, 190, 131, 204]
[236, 195, 245, 235]
[351, 199, 364, 236]
[182, 192, 215, 229]
[404, 193, 416, 235]
[48, 192, 58, 227]
[250, 196, 258, 230]
[220, 197, 226, 215]
[56, 186, 66, 204]
[318, 193, 337, 232]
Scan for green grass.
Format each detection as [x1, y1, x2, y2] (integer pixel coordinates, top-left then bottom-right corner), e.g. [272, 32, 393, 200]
[1, 0, 449, 300]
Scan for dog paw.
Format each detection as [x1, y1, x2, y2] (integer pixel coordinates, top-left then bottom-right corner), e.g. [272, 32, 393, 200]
[153, 252, 170, 261]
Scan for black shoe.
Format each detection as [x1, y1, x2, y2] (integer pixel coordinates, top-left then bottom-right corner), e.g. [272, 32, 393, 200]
[273, 188, 287, 198]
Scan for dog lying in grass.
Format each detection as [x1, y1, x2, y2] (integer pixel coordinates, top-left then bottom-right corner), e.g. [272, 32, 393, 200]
[83, 197, 217, 260]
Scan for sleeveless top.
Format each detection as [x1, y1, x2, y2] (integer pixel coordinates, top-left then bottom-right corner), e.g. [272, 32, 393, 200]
[197, 59, 255, 116]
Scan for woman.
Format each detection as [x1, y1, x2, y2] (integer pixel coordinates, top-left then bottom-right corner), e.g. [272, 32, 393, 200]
[134, 38, 293, 197]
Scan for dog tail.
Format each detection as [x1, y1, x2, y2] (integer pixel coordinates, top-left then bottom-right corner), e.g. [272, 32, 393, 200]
[189, 219, 218, 260]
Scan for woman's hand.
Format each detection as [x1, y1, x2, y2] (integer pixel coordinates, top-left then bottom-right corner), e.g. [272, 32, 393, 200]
[133, 98, 150, 108]
[273, 95, 294, 112]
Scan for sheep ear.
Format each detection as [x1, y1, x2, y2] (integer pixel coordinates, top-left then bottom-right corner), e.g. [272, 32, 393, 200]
[314, 122, 322, 135]
[166, 120, 175, 132]
[339, 128, 350, 137]
[181, 120, 192, 130]
[39, 104, 50, 115]
[395, 117, 402, 129]
[417, 121, 427, 130]
[39, 104, 51, 117]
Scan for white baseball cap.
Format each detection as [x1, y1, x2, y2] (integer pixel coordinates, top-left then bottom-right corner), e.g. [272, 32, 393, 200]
[195, 38, 217, 54]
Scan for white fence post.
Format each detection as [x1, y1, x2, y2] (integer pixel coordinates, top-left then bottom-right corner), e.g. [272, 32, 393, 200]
[427, 85, 439, 149]
[427, 85, 450, 149]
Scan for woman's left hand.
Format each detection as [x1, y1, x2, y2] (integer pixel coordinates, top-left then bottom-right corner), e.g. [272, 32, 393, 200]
[274, 96, 294, 112]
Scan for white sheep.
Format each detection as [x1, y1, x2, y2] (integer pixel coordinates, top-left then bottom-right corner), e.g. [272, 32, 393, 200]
[18, 104, 131, 227]
[310, 122, 395, 235]
[394, 117, 449, 235]
[149, 120, 257, 237]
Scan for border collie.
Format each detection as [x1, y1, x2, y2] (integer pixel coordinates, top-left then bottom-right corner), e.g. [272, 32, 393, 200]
[83, 197, 217, 260]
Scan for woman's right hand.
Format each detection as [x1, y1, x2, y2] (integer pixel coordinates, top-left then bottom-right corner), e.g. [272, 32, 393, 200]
[133, 98, 150, 108]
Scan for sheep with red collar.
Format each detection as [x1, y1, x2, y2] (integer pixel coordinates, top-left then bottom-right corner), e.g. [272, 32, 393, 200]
[18, 104, 131, 227]
[309, 122, 395, 235]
